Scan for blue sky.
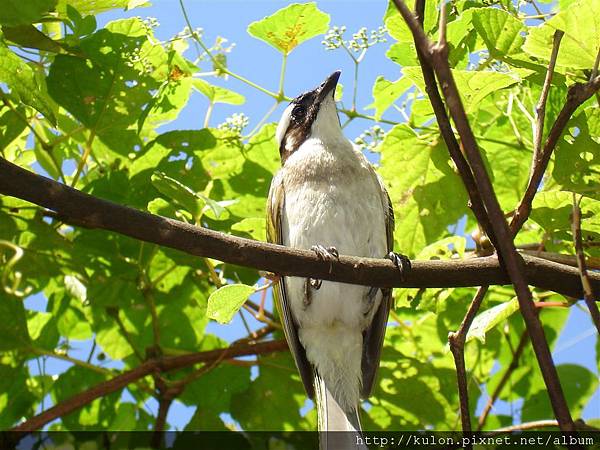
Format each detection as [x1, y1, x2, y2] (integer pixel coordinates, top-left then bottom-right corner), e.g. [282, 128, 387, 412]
[23, 0, 599, 430]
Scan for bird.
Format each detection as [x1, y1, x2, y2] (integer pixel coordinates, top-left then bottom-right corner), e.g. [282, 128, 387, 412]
[266, 71, 409, 448]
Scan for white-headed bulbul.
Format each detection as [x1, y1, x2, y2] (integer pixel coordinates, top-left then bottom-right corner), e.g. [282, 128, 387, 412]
[267, 71, 409, 448]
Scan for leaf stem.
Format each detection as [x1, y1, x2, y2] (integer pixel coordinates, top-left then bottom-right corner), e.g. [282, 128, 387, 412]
[29, 347, 113, 376]
[278, 54, 287, 97]
[203, 101, 214, 128]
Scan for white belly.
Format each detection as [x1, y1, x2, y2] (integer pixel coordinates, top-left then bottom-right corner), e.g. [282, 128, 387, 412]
[280, 139, 387, 331]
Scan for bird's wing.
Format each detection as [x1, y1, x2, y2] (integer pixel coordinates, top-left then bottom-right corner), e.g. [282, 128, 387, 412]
[360, 174, 394, 398]
[267, 174, 315, 398]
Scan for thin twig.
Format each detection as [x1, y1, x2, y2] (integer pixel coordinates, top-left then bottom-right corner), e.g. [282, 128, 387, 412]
[571, 193, 600, 335]
[448, 286, 489, 434]
[477, 332, 528, 430]
[531, 30, 564, 177]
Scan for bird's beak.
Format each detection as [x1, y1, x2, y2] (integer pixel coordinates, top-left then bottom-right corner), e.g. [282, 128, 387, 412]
[316, 70, 341, 103]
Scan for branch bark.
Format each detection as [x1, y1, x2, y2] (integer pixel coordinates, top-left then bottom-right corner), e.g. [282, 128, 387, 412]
[10, 339, 287, 434]
[3, 157, 599, 298]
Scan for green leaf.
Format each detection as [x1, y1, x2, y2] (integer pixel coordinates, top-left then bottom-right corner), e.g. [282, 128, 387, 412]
[206, 284, 255, 324]
[466, 298, 519, 344]
[47, 18, 164, 137]
[524, 0, 600, 70]
[552, 111, 600, 198]
[522, 364, 598, 421]
[247, 3, 330, 55]
[231, 353, 310, 430]
[384, 0, 438, 42]
[192, 79, 245, 105]
[367, 76, 412, 120]
[52, 366, 116, 429]
[231, 218, 266, 241]
[151, 171, 206, 220]
[402, 66, 519, 112]
[0, 292, 31, 350]
[385, 42, 419, 67]
[244, 123, 280, 174]
[531, 191, 600, 235]
[472, 8, 526, 57]
[55, 0, 146, 17]
[139, 78, 193, 131]
[379, 125, 468, 256]
[2, 25, 65, 53]
[0, 44, 56, 125]
[0, 0, 56, 26]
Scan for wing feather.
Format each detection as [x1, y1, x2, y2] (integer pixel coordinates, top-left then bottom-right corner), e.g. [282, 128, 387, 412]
[267, 174, 315, 398]
[360, 174, 394, 398]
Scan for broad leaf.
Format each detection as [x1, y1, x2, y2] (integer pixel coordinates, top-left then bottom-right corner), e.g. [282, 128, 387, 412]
[247, 3, 330, 55]
[472, 8, 526, 57]
[206, 284, 255, 324]
[524, 0, 600, 70]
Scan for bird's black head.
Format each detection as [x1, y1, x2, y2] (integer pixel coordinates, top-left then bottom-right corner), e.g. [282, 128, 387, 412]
[276, 71, 341, 164]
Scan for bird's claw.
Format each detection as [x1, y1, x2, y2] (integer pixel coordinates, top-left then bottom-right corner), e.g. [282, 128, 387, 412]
[311, 244, 339, 275]
[387, 252, 411, 282]
[311, 244, 339, 262]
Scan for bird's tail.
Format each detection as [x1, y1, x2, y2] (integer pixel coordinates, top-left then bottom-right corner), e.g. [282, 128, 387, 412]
[314, 372, 367, 450]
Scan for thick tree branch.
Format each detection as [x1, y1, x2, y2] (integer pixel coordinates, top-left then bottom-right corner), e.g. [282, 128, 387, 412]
[391, 0, 576, 432]
[1, 157, 600, 297]
[10, 339, 287, 434]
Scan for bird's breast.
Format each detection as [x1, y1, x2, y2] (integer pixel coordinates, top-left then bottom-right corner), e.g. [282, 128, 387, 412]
[279, 141, 387, 329]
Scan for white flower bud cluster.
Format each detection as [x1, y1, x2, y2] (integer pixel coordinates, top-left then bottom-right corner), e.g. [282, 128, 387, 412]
[322, 26, 387, 52]
[217, 113, 249, 136]
[354, 125, 385, 152]
[176, 25, 204, 40]
[124, 48, 154, 75]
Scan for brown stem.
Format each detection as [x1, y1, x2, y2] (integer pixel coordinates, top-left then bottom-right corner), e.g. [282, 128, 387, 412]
[10, 339, 287, 433]
[571, 194, 600, 334]
[391, 0, 576, 432]
[477, 331, 528, 430]
[448, 286, 489, 435]
[531, 30, 564, 179]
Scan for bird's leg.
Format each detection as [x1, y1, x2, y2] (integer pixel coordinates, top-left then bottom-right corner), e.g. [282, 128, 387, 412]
[303, 278, 312, 308]
[364, 252, 411, 315]
[307, 244, 339, 291]
[387, 251, 411, 281]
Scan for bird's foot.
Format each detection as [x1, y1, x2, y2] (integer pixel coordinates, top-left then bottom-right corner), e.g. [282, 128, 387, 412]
[387, 252, 411, 282]
[311, 244, 339, 275]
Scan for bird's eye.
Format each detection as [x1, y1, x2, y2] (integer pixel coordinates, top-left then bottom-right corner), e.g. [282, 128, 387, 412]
[292, 104, 306, 120]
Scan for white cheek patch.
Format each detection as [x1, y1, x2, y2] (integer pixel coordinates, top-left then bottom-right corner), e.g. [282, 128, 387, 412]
[276, 104, 294, 146]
